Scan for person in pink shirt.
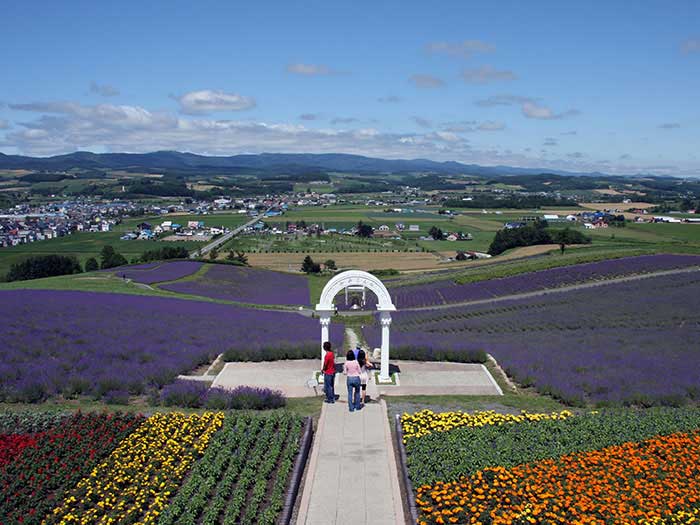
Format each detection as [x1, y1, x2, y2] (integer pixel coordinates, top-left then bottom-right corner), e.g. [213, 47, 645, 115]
[343, 350, 362, 412]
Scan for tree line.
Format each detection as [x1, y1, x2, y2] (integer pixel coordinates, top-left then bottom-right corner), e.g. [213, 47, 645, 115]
[488, 221, 591, 256]
[3, 245, 191, 282]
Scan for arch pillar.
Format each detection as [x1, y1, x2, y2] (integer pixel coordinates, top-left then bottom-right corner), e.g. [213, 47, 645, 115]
[319, 313, 331, 363]
[379, 311, 392, 381]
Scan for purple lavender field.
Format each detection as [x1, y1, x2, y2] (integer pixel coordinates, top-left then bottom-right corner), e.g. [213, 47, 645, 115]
[160, 264, 310, 305]
[107, 261, 203, 284]
[0, 290, 343, 402]
[387, 254, 700, 308]
[365, 270, 700, 406]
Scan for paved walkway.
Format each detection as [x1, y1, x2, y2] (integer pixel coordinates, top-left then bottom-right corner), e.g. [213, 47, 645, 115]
[297, 396, 405, 525]
[212, 359, 319, 397]
[378, 361, 502, 397]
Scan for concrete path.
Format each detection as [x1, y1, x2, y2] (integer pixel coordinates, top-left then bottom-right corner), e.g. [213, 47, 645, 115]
[377, 361, 502, 397]
[297, 399, 405, 525]
[212, 359, 319, 397]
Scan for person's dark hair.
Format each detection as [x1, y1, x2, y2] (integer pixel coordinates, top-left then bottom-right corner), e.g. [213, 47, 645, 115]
[323, 341, 332, 352]
[346, 350, 355, 361]
[357, 349, 366, 367]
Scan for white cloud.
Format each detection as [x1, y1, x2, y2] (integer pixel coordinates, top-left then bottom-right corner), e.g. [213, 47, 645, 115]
[477, 121, 505, 131]
[522, 101, 579, 120]
[90, 82, 120, 97]
[411, 116, 433, 128]
[681, 38, 700, 53]
[561, 130, 577, 136]
[4, 97, 697, 176]
[299, 113, 321, 121]
[462, 66, 516, 84]
[286, 63, 337, 76]
[409, 74, 445, 88]
[658, 122, 681, 129]
[426, 40, 494, 58]
[175, 90, 256, 115]
[377, 95, 401, 103]
[475, 95, 578, 120]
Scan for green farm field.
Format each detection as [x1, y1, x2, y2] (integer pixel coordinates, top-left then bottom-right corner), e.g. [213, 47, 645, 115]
[0, 213, 248, 278]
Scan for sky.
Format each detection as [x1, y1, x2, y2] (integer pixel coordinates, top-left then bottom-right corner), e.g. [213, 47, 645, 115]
[0, 0, 698, 176]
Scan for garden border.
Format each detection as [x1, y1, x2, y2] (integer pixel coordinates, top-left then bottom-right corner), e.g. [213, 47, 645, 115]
[279, 415, 314, 525]
[394, 414, 419, 524]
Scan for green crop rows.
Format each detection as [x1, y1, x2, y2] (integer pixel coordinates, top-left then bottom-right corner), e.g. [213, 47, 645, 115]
[157, 412, 303, 525]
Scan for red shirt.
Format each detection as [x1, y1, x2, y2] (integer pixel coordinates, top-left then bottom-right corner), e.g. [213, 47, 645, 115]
[322, 351, 335, 375]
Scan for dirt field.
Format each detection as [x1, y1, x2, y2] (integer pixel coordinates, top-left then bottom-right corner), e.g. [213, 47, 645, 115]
[246, 251, 469, 272]
[581, 202, 655, 211]
[247, 243, 571, 273]
[593, 188, 646, 196]
[161, 234, 212, 242]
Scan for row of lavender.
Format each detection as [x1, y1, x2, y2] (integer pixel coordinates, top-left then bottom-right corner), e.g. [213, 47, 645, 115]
[160, 263, 311, 305]
[105, 260, 203, 284]
[386, 254, 700, 308]
[365, 270, 700, 406]
[0, 290, 343, 403]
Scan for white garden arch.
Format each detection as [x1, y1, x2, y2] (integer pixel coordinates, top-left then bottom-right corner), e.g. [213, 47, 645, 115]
[316, 270, 396, 381]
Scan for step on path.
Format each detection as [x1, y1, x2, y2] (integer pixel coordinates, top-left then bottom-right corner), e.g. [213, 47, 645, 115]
[297, 390, 405, 525]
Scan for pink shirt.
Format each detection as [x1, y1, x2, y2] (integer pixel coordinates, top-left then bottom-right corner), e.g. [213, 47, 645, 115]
[343, 360, 362, 377]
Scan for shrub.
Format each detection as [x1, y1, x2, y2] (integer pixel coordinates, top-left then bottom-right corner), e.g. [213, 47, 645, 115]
[159, 380, 285, 409]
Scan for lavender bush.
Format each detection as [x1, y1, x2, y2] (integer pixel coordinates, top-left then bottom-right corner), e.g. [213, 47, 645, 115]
[365, 271, 700, 406]
[161, 264, 310, 305]
[387, 254, 700, 308]
[109, 261, 202, 284]
[159, 380, 286, 409]
[0, 290, 343, 402]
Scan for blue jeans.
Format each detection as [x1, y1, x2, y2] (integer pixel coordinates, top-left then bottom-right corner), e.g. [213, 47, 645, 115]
[346, 376, 361, 411]
[323, 373, 335, 402]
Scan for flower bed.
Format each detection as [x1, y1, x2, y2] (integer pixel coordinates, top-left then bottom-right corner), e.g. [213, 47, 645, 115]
[0, 411, 306, 524]
[417, 432, 700, 525]
[45, 412, 222, 524]
[0, 412, 143, 524]
[161, 264, 311, 305]
[401, 408, 700, 524]
[388, 254, 700, 308]
[0, 290, 343, 402]
[109, 260, 203, 284]
[400, 409, 572, 441]
[368, 271, 700, 406]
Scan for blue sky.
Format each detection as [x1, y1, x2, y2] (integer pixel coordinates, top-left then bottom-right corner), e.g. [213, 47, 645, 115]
[0, 0, 698, 175]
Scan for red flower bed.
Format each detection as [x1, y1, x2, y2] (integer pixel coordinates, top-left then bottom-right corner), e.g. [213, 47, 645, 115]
[0, 434, 40, 467]
[0, 412, 143, 525]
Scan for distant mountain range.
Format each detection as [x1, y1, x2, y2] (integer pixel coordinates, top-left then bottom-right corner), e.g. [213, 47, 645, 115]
[0, 150, 645, 178]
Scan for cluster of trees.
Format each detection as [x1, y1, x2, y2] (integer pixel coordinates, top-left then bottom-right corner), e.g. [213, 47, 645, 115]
[429, 226, 446, 240]
[5, 255, 83, 282]
[355, 221, 373, 238]
[141, 246, 189, 262]
[225, 250, 248, 265]
[301, 255, 336, 274]
[444, 195, 577, 209]
[488, 222, 590, 256]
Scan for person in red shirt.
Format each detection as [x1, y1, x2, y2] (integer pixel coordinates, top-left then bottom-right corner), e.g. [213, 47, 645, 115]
[322, 341, 336, 403]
